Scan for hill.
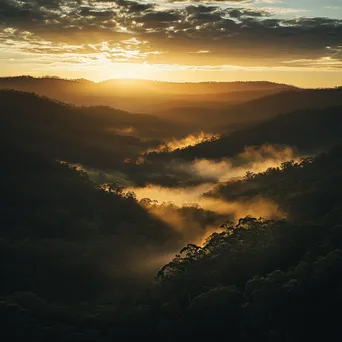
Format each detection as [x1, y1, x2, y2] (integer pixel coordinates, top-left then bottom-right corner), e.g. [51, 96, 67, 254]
[206, 146, 342, 223]
[145, 104, 342, 163]
[2, 141, 342, 341]
[120, 144, 342, 340]
[0, 76, 296, 112]
[98, 79, 296, 95]
[156, 87, 342, 132]
[218, 87, 342, 126]
[2, 77, 342, 341]
[0, 140, 186, 340]
[0, 90, 188, 169]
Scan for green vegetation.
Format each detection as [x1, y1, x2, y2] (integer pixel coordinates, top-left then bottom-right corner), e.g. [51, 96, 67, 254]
[132, 147, 342, 340]
[0, 142, 175, 341]
[206, 146, 342, 224]
[146, 104, 342, 162]
[1, 83, 342, 341]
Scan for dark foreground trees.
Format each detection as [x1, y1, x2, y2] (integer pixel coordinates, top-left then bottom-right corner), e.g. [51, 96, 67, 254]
[129, 218, 342, 341]
[1, 141, 342, 341]
[0, 142, 175, 341]
[118, 145, 342, 341]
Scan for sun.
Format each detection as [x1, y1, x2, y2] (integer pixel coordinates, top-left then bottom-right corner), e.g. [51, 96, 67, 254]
[96, 62, 157, 82]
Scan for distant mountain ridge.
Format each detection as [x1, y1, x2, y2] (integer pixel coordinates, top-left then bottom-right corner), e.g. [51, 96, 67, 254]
[98, 78, 298, 94]
[204, 87, 342, 132]
[0, 76, 298, 112]
[0, 76, 297, 92]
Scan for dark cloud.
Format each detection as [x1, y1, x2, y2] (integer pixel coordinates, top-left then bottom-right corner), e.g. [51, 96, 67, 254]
[141, 11, 181, 23]
[227, 8, 268, 18]
[124, 1, 155, 13]
[169, 0, 253, 2]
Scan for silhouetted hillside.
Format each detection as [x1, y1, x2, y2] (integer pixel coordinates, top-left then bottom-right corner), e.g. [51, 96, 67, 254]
[0, 90, 187, 168]
[206, 145, 342, 223]
[2, 78, 342, 342]
[120, 145, 342, 340]
[0, 76, 295, 94]
[99, 79, 296, 94]
[0, 76, 296, 112]
[218, 87, 342, 126]
[0, 140, 189, 340]
[159, 87, 342, 132]
[146, 104, 342, 162]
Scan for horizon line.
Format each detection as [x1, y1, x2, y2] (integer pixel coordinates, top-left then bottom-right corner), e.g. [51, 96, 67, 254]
[1, 74, 342, 90]
[0, 74, 300, 87]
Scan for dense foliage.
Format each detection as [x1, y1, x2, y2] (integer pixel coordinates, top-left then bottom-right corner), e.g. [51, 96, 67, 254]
[123, 147, 342, 340]
[131, 218, 342, 340]
[1, 140, 342, 340]
[147, 104, 342, 162]
[0, 142, 177, 341]
[207, 145, 342, 224]
[1, 85, 342, 341]
[0, 90, 186, 169]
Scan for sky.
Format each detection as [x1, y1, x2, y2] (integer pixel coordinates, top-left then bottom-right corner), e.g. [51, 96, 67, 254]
[1, 0, 342, 87]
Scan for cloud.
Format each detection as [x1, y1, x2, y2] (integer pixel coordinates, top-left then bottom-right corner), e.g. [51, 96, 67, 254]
[1, 0, 342, 70]
[169, 0, 253, 2]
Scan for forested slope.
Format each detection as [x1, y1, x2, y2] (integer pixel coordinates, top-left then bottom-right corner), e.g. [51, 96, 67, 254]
[123, 144, 342, 341]
[146, 105, 342, 162]
[0, 90, 186, 169]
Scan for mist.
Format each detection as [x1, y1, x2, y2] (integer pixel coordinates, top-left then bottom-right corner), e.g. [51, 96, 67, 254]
[125, 145, 295, 248]
[127, 183, 284, 251]
[146, 132, 220, 153]
[175, 144, 299, 182]
[3, 75, 342, 341]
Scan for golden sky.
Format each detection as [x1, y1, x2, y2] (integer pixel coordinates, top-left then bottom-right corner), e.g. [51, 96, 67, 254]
[1, 0, 342, 87]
